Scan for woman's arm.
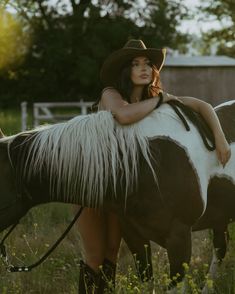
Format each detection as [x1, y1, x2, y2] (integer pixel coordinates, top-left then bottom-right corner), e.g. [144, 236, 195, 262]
[100, 88, 161, 125]
[165, 93, 231, 167]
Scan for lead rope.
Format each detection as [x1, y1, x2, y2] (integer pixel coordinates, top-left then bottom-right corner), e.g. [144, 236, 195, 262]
[0, 206, 83, 272]
[167, 100, 216, 151]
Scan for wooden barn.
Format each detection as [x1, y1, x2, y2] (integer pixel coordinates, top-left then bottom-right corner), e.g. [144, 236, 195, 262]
[161, 55, 235, 106]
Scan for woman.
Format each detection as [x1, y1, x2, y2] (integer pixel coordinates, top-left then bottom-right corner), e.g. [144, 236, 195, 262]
[78, 39, 231, 293]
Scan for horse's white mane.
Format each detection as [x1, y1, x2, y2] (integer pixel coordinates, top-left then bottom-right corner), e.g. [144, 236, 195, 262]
[4, 100, 235, 210]
[15, 111, 155, 207]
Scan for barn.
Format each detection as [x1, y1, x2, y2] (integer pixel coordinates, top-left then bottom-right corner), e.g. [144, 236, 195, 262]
[161, 55, 235, 106]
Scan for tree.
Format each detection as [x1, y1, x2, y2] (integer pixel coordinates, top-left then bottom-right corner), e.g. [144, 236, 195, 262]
[0, 0, 190, 106]
[138, 0, 189, 49]
[199, 0, 235, 56]
[0, 8, 30, 72]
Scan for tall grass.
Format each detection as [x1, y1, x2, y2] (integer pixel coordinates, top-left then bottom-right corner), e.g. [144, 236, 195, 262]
[0, 109, 235, 293]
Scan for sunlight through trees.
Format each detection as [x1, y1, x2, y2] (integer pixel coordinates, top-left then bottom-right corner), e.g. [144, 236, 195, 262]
[0, 8, 31, 72]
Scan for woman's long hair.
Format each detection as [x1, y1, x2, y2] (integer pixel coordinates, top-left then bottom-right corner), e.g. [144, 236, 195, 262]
[92, 60, 162, 111]
[115, 62, 162, 103]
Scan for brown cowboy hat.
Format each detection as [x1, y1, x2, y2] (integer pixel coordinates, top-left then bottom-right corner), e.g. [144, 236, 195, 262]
[100, 39, 166, 86]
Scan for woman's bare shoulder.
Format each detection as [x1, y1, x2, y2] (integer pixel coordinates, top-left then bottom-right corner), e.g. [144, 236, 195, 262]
[100, 87, 127, 111]
[101, 87, 121, 98]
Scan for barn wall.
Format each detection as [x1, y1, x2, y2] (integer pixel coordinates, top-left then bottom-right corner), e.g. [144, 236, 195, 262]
[160, 67, 235, 106]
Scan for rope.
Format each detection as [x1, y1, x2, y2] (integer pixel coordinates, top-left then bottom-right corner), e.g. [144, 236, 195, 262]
[167, 102, 190, 131]
[0, 206, 83, 272]
[167, 100, 216, 151]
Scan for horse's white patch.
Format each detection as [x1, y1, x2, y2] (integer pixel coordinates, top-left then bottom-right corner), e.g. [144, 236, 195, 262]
[137, 103, 235, 211]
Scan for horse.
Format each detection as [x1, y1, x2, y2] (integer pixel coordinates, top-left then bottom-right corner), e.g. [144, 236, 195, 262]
[0, 100, 235, 292]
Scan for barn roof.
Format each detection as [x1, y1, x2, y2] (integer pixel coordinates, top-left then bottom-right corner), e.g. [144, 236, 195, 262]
[165, 55, 235, 67]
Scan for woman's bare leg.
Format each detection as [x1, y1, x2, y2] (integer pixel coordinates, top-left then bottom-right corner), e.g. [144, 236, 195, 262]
[105, 211, 122, 262]
[77, 207, 106, 272]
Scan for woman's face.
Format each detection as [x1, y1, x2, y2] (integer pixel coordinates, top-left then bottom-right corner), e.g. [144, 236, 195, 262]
[130, 56, 153, 86]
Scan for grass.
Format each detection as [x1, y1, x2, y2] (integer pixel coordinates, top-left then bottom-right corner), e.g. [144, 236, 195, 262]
[0, 108, 24, 135]
[1, 216, 235, 293]
[0, 108, 235, 293]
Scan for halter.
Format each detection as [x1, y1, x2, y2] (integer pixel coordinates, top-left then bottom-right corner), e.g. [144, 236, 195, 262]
[167, 100, 216, 151]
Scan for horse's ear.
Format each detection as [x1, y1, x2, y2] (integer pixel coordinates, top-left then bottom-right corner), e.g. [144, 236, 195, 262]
[0, 128, 4, 138]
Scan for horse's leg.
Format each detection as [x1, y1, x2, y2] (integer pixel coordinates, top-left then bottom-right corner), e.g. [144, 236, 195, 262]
[166, 218, 192, 289]
[210, 226, 229, 278]
[122, 230, 153, 283]
[212, 225, 229, 266]
[202, 225, 229, 294]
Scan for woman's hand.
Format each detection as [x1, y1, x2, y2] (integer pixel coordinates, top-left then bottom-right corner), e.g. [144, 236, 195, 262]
[215, 134, 231, 167]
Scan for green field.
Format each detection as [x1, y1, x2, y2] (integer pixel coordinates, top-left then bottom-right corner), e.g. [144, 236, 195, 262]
[0, 108, 25, 135]
[0, 109, 235, 293]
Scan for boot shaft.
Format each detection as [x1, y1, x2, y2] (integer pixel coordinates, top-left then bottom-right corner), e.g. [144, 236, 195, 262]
[99, 258, 116, 293]
[79, 260, 100, 294]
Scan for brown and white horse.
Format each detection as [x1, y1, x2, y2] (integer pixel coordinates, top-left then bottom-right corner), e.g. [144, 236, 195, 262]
[0, 100, 235, 290]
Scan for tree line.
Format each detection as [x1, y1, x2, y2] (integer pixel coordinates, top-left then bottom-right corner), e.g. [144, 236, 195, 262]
[0, 0, 234, 107]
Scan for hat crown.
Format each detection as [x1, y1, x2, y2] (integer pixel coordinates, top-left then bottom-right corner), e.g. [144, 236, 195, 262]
[124, 39, 147, 50]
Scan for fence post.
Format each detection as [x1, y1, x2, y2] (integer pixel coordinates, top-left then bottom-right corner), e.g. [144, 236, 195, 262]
[21, 101, 27, 131]
[33, 104, 39, 128]
[80, 99, 86, 115]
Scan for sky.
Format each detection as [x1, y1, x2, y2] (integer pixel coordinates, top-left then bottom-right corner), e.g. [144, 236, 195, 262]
[178, 0, 222, 35]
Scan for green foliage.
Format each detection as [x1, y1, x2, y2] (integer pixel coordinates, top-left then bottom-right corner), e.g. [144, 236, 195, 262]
[200, 0, 235, 57]
[0, 9, 30, 71]
[0, 0, 190, 107]
[141, 0, 189, 49]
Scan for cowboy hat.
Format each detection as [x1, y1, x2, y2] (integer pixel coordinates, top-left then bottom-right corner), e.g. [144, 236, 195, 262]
[100, 39, 166, 86]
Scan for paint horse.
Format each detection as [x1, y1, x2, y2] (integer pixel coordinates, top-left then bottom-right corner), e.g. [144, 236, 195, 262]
[0, 100, 234, 291]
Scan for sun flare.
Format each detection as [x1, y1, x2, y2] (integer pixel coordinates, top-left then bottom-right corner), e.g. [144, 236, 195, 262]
[0, 9, 31, 71]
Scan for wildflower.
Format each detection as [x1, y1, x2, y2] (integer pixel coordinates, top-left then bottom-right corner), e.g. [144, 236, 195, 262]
[183, 263, 189, 271]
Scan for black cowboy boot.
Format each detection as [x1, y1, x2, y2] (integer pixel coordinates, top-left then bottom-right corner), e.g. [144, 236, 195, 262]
[78, 260, 100, 294]
[99, 258, 116, 293]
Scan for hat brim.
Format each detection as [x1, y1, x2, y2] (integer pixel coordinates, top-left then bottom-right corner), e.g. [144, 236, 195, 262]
[100, 48, 166, 86]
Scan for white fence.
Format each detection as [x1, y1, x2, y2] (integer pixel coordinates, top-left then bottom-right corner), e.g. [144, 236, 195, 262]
[21, 100, 94, 131]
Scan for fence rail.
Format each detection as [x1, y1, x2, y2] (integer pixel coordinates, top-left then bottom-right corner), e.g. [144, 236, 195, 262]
[21, 100, 94, 131]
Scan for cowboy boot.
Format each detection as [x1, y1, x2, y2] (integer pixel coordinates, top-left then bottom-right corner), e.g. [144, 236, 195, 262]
[99, 258, 116, 293]
[78, 260, 100, 294]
